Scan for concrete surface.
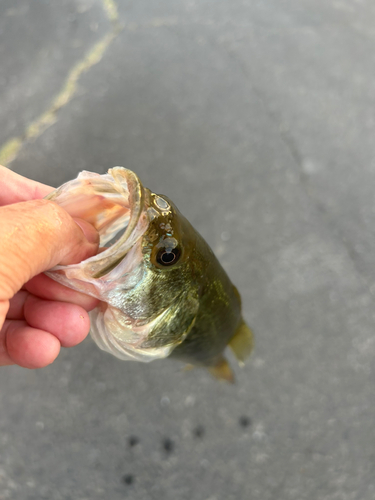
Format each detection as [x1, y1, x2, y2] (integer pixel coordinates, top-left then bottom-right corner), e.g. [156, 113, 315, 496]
[1, 1, 375, 499]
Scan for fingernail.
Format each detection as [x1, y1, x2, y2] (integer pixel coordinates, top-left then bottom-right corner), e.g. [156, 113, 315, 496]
[74, 218, 100, 245]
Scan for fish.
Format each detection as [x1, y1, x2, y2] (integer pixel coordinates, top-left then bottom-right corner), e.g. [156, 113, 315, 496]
[45, 167, 253, 381]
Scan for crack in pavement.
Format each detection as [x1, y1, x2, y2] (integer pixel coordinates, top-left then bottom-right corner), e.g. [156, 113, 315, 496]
[224, 45, 375, 297]
[0, 0, 121, 167]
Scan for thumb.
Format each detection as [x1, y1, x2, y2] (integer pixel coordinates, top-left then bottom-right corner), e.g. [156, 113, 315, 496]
[0, 199, 99, 301]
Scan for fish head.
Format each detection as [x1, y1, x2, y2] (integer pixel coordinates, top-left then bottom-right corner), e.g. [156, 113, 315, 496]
[104, 190, 202, 356]
[46, 168, 200, 361]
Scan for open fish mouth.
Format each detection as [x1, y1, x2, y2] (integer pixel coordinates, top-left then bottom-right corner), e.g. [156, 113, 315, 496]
[45, 167, 149, 291]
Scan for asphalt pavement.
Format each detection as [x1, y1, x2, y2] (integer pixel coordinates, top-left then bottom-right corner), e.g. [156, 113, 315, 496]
[1, 1, 375, 499]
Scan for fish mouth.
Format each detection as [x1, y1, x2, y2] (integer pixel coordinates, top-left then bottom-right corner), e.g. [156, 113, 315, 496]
[46, 167, 149, 279]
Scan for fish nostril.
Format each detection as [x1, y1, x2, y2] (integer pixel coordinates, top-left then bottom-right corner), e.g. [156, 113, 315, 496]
[163, 437, 174, 453]
[122, 474, 134, 486]
[128, 436, 139, 447]
[239, 416, 251, 428]
[193, 425, 205, 439]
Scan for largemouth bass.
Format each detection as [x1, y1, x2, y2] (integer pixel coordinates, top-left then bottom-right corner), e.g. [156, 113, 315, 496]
[46, 168, 253, 381]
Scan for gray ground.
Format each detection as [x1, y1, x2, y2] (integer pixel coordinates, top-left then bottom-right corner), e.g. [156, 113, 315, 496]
[1, 1, 375, 499]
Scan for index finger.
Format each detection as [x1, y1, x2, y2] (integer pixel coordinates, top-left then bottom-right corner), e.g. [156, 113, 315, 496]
[0, 165, 53, 205]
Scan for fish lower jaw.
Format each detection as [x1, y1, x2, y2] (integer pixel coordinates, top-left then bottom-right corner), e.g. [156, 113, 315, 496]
[89, 306, 174, 362]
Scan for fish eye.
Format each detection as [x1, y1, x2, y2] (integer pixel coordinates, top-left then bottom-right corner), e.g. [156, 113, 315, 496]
[156, 247, 181, 266]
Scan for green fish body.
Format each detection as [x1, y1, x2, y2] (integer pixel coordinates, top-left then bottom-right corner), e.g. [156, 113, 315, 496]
[46, 168, 252, 380]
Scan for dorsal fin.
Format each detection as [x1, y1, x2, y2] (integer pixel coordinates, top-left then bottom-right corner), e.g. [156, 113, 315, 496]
[228, 319, 253, 366]
[208, 356, 235, 383]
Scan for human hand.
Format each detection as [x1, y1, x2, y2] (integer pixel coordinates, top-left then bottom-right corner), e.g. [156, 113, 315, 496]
[0, 166, 99, 369]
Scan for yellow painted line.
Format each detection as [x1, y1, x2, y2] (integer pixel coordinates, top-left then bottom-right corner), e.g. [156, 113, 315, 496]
[24, 32, 115, 142]
[102, 0, 120, 24]
[0, 138, 23, 166]
[0, 1, 120, 167]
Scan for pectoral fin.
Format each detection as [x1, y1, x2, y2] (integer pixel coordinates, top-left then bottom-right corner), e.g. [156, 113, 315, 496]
[228, 320, 253, 366]
[208, 356, 235, 383]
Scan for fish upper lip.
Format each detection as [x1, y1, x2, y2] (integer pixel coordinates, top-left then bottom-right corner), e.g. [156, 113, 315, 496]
[50, 167, 148, 279]
[89, 167, 147, 278]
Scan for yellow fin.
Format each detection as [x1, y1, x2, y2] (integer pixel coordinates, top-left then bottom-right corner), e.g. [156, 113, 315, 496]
[229, 320, 254, 366]
[208, 357, 235, 383]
